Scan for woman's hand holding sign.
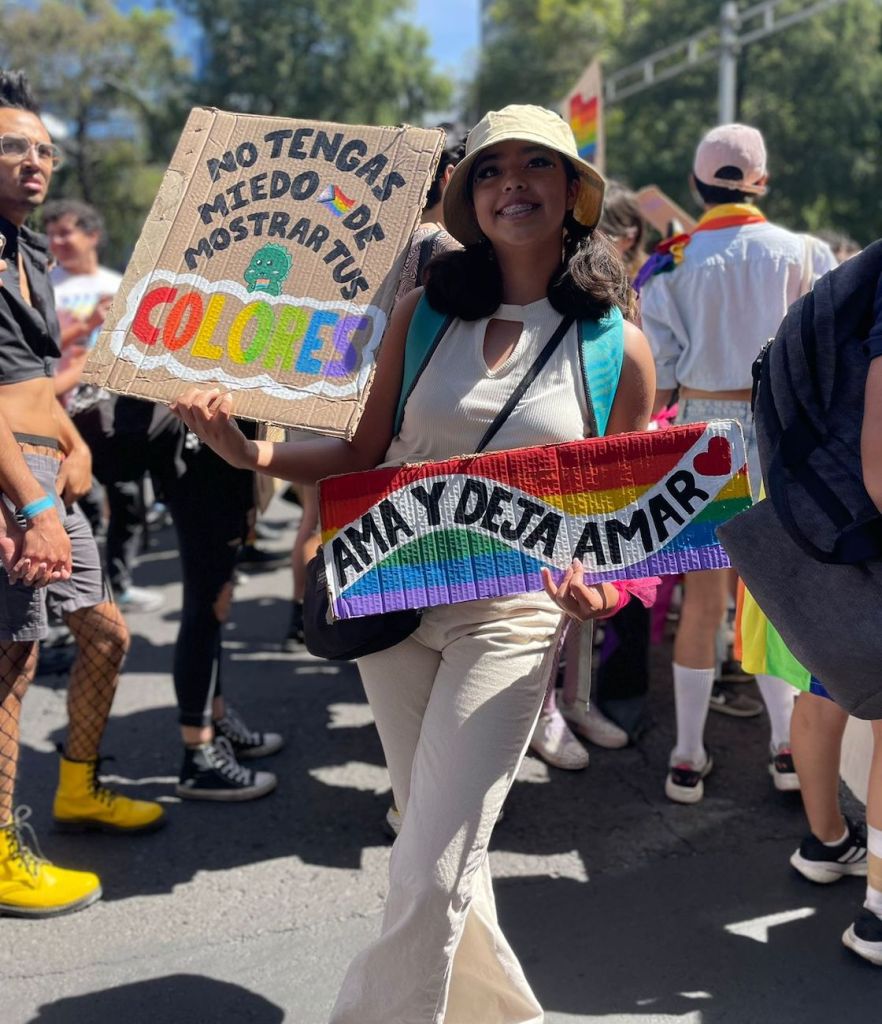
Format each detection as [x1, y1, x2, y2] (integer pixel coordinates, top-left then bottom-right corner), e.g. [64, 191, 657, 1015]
[541, 559, 620, 622]
[171, 388, 255, 470]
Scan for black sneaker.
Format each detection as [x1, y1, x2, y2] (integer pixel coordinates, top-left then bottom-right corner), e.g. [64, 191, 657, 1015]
[769, 744, 800, 792]
[176, 737, 277, 801]
[236, 543, 286, 567]
[843, 907, 882, 965]
[282, 602, 305, 653]
[664, 754, 713, 804]
[709, 684, 762, 717]
[214, 706, 284, 760]
[280, 485, 302, 507]
[790, 818, 867, 884]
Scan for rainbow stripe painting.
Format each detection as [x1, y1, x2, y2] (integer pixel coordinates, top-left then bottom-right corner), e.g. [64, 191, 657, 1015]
[569, 92, 599, 162]
[319, 421, 752, 620]
[317, 184, 356, 218]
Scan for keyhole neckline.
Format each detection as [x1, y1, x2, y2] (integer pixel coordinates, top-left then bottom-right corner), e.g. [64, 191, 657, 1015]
[493, 296, 553, 318]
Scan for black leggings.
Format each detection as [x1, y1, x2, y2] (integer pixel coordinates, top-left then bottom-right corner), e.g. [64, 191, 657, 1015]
[75, 399, 254, 728]
[169, 440, 250, 726]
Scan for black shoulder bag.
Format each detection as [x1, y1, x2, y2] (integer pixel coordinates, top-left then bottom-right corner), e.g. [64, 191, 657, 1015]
[303, 315, 575, 661]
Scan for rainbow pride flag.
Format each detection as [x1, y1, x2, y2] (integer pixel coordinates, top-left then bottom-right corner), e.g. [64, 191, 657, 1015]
[317, 184, 356, 218]
[737, 583, 817, 692]
[569, 93, 599, 162]
[319, 421, 751, 620]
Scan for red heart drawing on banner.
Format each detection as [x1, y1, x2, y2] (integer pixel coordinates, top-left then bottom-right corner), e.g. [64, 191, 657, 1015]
[692, 436, 732, 477]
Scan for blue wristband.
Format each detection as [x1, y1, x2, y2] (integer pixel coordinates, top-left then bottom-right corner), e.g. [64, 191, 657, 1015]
[17, 494, 55, 521]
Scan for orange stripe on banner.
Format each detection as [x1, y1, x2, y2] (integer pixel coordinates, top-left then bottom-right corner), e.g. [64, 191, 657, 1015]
[320, 427, 710, 530]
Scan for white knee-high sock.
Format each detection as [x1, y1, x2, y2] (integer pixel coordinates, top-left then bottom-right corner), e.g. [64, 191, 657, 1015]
[672, 663, 715, 766]
[866, 825, 882, 918]
[755, 673, 796, 750]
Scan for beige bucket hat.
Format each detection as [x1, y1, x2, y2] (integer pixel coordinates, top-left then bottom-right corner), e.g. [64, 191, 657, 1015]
[442, 104, 606, 247]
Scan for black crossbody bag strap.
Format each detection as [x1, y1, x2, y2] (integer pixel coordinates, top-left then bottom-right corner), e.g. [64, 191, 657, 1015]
[475, 316, 575, 453]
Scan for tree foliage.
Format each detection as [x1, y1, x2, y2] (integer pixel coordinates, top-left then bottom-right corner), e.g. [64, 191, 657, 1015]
[0, 0, 451, 267]
[0, 0, 191, 267]
[178, 0, 452, 124]
[475, 0, 882, 244]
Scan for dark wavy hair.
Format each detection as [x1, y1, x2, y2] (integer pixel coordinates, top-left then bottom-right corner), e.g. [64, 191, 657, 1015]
[425, 159, 629, 321]
[43, 199, 106, 242]
[0, 70, 40, 113]
[693, 165, 751, 205]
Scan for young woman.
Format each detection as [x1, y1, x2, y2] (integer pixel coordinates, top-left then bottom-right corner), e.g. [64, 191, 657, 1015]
[173, 104, 656, 1024]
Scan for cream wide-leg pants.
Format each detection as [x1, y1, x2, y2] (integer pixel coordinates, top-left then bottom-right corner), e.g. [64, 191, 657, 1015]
[329, 594, 564, 1024]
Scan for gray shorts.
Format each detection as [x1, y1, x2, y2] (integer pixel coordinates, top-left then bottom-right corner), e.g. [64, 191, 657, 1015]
[676, 398, 761, 499]
[0, 451, 111, 643]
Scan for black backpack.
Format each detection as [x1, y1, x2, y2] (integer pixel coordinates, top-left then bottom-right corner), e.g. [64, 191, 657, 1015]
[752, 238, 882, 564]
[718, 240, 882, 716]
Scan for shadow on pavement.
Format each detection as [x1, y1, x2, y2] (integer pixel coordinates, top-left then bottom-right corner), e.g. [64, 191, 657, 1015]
[17, 657, 395, 899]
[27, 974, 285, 1023]
[496, 851, 882, 1021]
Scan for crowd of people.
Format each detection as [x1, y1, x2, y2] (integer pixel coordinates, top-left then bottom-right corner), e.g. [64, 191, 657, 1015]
[0, 63, 879, 1023]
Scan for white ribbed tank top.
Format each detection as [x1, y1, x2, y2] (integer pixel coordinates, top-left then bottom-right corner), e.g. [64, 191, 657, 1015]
[384, 298, 591, 466]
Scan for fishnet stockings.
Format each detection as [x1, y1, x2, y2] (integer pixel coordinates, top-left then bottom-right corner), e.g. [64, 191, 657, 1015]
[0, 642, 38, 823]
[64, 601, 129, 762]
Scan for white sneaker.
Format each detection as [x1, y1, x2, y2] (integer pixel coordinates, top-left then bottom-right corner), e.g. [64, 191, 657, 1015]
[769, 743, 800, 792]
[384, 804, 402, 838]
[559, 695, 629, 749]
[665, 753, 713, 804]
[529, 708, 590, 770]
[115, 585, 165, 614]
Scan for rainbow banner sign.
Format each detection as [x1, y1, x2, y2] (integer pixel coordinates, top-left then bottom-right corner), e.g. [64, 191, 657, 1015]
[319, 420, 751, 620]
[561, 59, 605, 173]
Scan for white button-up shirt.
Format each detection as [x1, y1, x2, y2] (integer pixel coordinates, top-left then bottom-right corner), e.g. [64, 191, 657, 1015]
[640, 219, 838, 391]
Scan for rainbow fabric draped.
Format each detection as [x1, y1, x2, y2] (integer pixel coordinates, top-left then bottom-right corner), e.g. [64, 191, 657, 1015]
[735, 487, 830, 698]
[633, 203, 767, 294]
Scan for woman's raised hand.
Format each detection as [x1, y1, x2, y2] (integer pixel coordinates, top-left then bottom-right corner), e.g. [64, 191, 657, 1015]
[541, 559, 619, 622]
[170, 388, 253, 469]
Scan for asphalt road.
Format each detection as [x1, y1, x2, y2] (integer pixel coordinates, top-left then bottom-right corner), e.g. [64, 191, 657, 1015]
[4, 495, 881, 1024]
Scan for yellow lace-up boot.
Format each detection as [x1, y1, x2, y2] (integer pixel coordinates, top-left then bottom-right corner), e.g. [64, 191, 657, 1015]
[53, 753, 166, 834]
[0, 807, 102, 917]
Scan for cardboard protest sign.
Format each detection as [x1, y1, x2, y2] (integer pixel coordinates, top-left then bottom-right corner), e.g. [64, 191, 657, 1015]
[561, 59, 605, 174]
[319, 420, 751, 620]
[635, 185, 697, 236]
[82, 108, 445, 437]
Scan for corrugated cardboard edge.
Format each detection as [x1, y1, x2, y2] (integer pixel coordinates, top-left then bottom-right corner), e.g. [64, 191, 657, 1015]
[83, 109, 446, 441]
[83, 106, 218, 388]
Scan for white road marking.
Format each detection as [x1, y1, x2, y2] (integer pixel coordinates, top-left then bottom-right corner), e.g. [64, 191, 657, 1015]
[724, 907, 816, 943]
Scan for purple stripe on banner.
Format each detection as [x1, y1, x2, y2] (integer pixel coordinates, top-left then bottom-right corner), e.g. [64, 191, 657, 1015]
[330, 542, 731, 619]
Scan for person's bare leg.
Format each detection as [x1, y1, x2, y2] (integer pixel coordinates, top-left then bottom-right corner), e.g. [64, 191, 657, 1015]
[791, 691, 849, 841]
[285, 486, 320, 649]
[674, 569, 730, 669]
[294, 487, 320, 600]
[790, 688, 848, 839]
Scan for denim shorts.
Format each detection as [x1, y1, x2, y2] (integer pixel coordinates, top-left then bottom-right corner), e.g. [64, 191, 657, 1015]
[0, 451, 111, 642]
[676, 398, 761, 499]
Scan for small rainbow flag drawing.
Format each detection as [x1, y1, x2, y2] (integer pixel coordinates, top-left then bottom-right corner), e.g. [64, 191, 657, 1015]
[317, 184, 356, 218]
[569, 92, 598, 162]
[319, 421, 752, 620]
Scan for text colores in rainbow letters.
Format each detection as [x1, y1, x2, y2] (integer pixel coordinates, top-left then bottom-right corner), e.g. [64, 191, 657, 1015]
[110, 271, 385, 402]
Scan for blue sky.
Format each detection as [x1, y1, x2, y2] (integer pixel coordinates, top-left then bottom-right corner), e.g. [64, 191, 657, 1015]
[117, 1, 480, 80]
[415, 0, 480, 75]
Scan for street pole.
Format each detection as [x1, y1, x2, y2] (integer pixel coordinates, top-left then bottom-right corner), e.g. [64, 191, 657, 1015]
[717, 1, 740, 123]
